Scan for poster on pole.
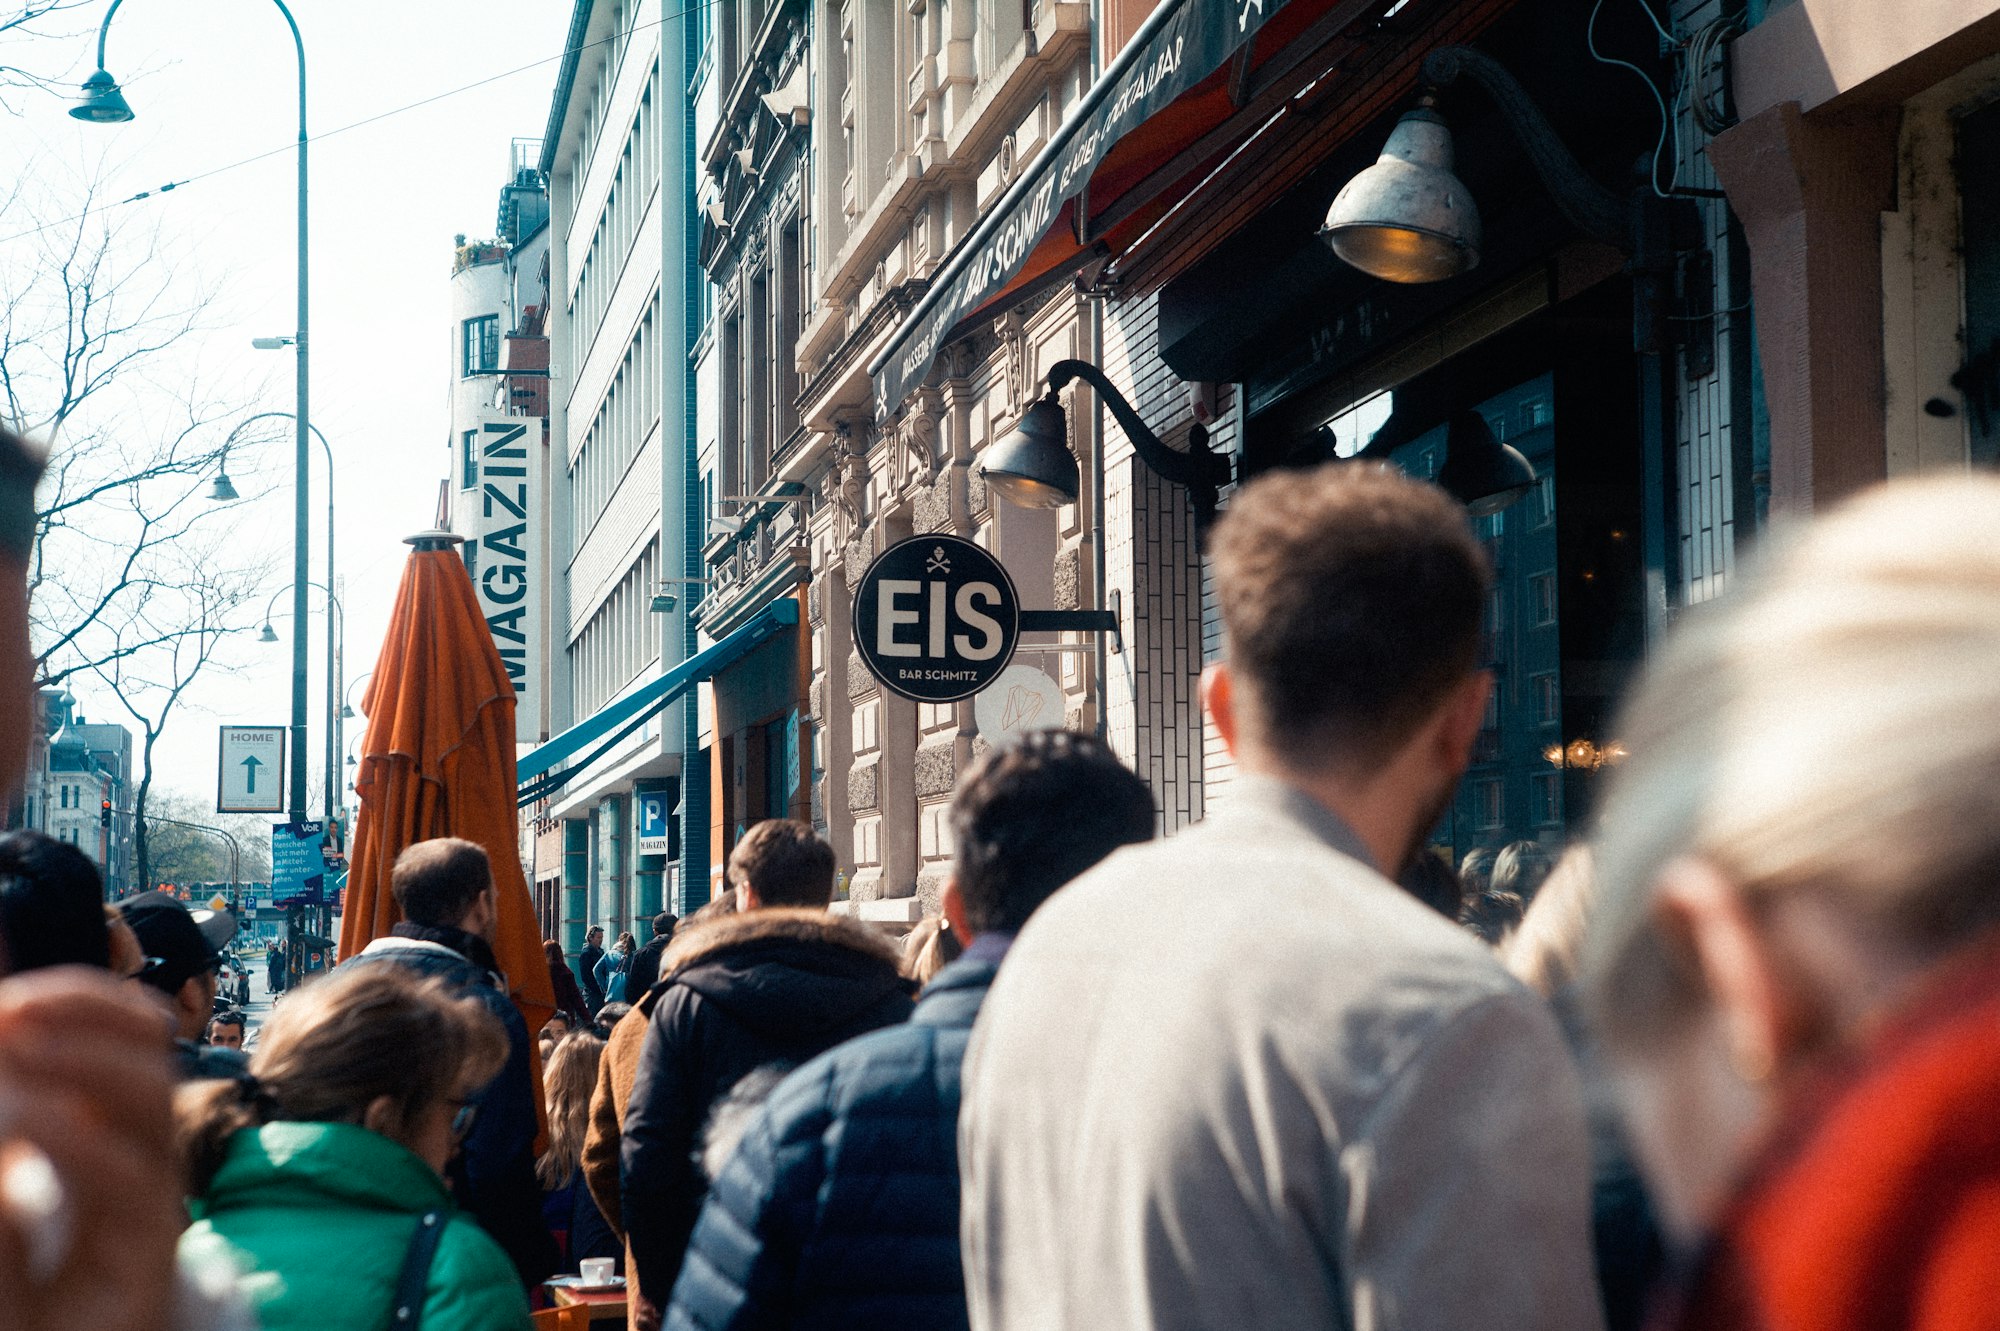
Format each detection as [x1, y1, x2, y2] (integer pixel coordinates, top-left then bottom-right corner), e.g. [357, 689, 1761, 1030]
[270, 820, 326, 906]
[218, 726, 286, 814]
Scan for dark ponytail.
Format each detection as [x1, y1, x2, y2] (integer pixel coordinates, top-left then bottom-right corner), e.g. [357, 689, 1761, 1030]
[175, 1076, 276, 1196]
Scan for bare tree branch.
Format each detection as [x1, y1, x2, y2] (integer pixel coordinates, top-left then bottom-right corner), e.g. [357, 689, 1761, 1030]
[0, 168, 284, 693]
[89, 547, 263, 888]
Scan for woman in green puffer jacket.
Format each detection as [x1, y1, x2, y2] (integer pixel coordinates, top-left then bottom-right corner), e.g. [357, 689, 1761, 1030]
[174, 963, 533, 1331]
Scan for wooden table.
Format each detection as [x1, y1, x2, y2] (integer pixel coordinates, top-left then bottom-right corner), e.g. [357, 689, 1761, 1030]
[548, 1283, 628, 1325]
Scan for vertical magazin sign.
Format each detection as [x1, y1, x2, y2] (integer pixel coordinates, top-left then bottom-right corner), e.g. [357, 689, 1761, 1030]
[473, 414, 543, 742]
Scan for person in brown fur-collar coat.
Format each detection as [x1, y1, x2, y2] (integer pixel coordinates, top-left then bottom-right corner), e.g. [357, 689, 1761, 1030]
[619, 821, 914, 1315]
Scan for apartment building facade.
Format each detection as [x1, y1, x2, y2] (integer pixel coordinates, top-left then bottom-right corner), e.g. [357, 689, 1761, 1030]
[504, 0, 1832, 928]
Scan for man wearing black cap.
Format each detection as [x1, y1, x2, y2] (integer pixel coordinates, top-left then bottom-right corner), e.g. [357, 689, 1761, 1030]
[119, 890, 248, 1079]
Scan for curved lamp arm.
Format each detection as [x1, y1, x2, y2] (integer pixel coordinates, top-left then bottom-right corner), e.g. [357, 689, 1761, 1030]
[220, 411, 333, 473]
[262, 582, 341, 627]
[1044, 358, 1233, 527]
[1420, 46, 1628, 250]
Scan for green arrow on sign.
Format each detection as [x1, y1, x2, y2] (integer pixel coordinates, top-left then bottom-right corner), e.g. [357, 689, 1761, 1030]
[241, 755, 263, 793]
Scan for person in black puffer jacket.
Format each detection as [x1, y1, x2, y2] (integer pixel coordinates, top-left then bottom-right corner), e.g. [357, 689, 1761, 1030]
[663, 733, 1157, 1331]
[620, 821, 913, 1310]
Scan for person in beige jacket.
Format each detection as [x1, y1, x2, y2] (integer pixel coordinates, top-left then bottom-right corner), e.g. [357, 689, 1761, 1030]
[960, 465, 1604, 1331]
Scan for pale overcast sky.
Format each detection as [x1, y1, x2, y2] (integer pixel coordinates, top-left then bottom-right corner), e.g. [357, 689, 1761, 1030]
[2, 0, 573, 823]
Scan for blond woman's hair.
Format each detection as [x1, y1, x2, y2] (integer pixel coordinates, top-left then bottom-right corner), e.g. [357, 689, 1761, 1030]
[900, 916, 962, 987]
[536, 1030, 605, 1189]
[1501, 846, 1595, 997]
[1583, 477, 2000, 1049]
[175, 963, 507, 1194]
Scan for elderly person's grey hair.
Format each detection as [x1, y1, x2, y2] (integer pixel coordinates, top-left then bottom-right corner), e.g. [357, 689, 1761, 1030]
[1582, 476, 2000, 1052]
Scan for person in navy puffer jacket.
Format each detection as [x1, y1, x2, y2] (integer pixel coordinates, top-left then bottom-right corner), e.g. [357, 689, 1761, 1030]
[663, 731, 1157, 1331]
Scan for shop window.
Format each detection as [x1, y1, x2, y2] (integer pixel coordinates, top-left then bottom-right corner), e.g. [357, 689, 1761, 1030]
[1534, 673, 1560, 726]
[1533, 772, 1562, 826]
[1472, 779, 1503, 830]
[462, 315, 499, 377]
[1377, 373, 1564, 872]
[1530, 572, 1557, 626]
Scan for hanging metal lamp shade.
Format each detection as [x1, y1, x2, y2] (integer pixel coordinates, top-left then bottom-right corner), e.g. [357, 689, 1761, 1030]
[982, 395, 1081, 509]
[1438, 411, 1535, 515]
[69, 69, 134, 123]
[1322, 103, 1481, 284]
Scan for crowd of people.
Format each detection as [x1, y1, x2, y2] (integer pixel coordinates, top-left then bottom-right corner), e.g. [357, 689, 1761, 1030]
[0, 419, 1994, 1330]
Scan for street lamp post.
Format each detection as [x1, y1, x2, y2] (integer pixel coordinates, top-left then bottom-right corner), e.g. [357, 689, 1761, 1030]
[259, 583, 343, 823]
[213, 413, 338, 821]
[74, 0, 314, 825]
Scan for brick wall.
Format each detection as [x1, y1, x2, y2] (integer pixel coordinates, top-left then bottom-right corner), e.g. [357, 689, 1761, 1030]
[1099, 288, 1234, 831]
[1672, 0, 1753, 605]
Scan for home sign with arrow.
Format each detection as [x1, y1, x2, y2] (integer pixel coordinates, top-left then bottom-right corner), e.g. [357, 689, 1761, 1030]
[217, 725, 286, 815]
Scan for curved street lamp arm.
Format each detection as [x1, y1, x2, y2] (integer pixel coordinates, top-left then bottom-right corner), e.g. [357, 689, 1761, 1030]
[262, 581, 341, 625]
[93, 0, 306, 112]
[1044, 359, 1233, 491]
[219, 411, 333, 473]
[1420, 46, 1628, 250]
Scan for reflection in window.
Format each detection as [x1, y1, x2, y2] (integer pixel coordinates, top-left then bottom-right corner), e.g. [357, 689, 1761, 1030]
[1535, 673, 1560, 726]
[1533, 772, 1562, 826]
[1531, 572, 1557, 625]
[1473, 779, 1503, 830]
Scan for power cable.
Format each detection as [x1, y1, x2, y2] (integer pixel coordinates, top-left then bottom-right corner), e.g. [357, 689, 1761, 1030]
[1586, 0, 1677, 199]
[0, 0, 715, 248]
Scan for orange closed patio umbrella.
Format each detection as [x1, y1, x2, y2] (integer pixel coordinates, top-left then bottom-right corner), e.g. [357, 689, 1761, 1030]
[340, 531, 555, 1048]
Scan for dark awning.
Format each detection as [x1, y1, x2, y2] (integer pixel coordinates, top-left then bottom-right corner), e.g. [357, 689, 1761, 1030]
[869, 0, 1315, 416]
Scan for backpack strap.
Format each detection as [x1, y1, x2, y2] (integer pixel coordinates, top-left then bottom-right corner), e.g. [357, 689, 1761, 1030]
[389, 1210, 446, 1329]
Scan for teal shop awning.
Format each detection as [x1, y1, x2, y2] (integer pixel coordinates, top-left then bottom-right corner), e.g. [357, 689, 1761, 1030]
[517, 597, 799, 806]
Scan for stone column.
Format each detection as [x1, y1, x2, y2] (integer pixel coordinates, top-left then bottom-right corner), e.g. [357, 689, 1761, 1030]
[1709, 101, 1901, 512]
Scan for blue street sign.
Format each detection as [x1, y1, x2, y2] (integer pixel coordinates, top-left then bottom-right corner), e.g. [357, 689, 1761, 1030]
[270, 821, 326, 905]
[635, 789, 671, 856]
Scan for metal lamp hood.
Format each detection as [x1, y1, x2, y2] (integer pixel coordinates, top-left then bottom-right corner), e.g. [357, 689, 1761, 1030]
[1321, 102, 1480, 284]
[69, 68, 134, 122]
[983, 395, 1081, 509]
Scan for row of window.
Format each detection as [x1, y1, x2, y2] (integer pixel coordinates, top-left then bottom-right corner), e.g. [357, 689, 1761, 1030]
[568, 58, 664, 386]
[571, 539, 662, 721]
[571, 307, 661, 541]
[713, 220, 805, 502]
[1467, 772, 1564, 831]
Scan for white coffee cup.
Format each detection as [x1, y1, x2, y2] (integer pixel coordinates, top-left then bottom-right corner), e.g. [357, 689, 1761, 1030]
[578, 1257, 616, 1286]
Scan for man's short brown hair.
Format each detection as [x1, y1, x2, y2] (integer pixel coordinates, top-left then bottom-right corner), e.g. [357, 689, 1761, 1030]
[1210, 462, 1491, 770]
[392, 838, 494, 927]
[726, 820, 835, 908]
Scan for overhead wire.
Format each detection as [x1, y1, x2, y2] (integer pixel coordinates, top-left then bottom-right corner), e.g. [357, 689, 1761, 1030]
[0, 0, 715, 248]
[1586, 0, 1678, 200]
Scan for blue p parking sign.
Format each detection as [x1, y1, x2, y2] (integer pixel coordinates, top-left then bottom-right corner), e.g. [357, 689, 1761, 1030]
[635, 789, 672, 856]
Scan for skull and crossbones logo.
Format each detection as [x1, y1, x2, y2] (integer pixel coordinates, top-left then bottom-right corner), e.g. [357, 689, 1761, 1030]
[925, 546, 951, 575]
